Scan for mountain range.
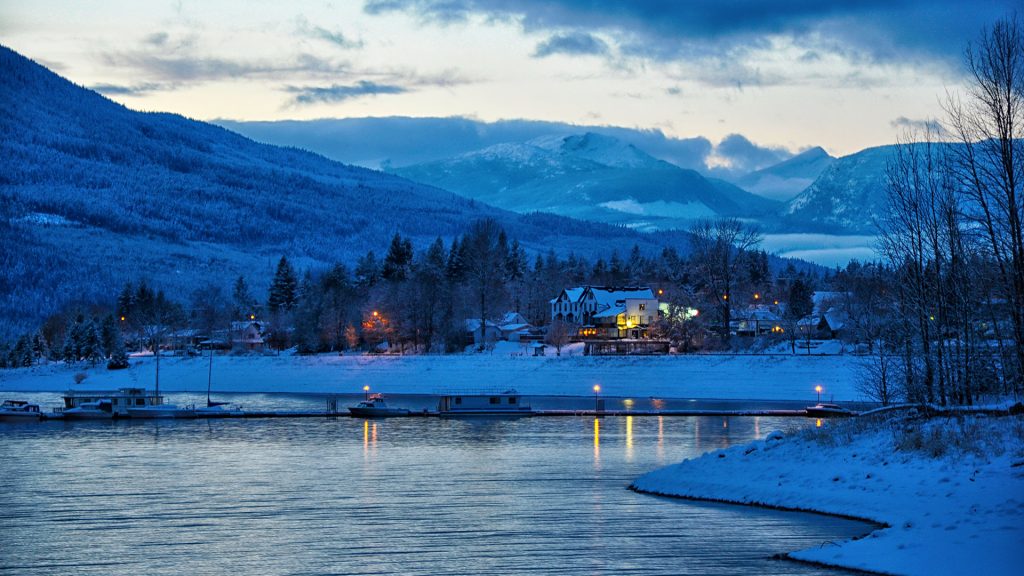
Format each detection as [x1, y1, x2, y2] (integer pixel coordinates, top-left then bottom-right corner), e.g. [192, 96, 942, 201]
[390, 133, 781, 232]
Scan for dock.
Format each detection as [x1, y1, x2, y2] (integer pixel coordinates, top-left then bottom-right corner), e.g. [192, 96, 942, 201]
[40, 408, 823, 421]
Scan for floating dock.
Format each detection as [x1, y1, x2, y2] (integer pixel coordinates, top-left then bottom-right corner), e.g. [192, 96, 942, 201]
[40, 408, 824, 421]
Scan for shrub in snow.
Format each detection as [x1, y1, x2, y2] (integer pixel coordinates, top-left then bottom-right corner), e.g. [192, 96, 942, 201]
[765, 430, 785, 443]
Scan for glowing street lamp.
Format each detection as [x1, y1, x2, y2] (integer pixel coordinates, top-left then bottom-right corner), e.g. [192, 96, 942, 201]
[363, 385, 370, 400]
[754, 293, 761, 300]
[815, 385, 823, 403]
[593, 384, 604, 415]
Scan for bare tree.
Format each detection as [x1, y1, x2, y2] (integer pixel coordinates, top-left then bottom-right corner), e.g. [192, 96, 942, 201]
[545, 319, 575, 356]
[463, 218, 509, 346]
[944, 16, 1024, 395]
[688, 218, 762, 346]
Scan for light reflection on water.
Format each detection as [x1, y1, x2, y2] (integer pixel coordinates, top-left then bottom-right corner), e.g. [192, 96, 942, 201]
[0, 393, 869, 575]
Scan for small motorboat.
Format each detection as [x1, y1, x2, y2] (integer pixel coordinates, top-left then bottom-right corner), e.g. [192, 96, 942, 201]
[348, 394, 410, 417]
[0, 400, 43, 422]
[805, 403, 856, 418]
[127, 403, 196, 419]
[63, 400, 115, 420]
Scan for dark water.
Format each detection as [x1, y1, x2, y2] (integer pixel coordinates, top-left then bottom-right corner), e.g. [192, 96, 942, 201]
[1, 393, 869, 575]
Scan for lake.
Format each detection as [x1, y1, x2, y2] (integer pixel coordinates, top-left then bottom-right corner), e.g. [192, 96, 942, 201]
[0, 393, 870, 575]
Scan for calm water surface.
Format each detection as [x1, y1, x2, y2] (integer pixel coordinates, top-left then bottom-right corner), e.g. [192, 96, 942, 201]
[0, 393, 869, 575]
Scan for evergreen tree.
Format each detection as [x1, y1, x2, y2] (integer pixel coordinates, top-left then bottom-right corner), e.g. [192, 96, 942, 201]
[355, 251, 382, 289]
[268, 256, 298, 312]
[107, 336, 129, 370]
[445, 238, 466, 281]
[382, 233, 414, 282]
[100, 315, 118, 358]
[116, 282, 134, 320]
[232, 275, 254, 319]
[81, 318, 104, 365]
[787, 278, 815, 319]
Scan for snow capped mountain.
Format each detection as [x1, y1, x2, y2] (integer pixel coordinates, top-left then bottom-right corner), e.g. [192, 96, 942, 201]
[391, 133, 781, 231]
[781, 145, 894, 233]
[733, 146, 835, 201]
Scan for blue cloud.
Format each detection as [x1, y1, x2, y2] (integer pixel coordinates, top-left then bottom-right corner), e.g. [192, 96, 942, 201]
[533, 32, 608, 58]
[285, 81, 407, 104]
[363, 0, 1017, 67]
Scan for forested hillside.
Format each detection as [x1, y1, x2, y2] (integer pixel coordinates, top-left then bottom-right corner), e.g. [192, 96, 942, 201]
[0, 45, 694, 338]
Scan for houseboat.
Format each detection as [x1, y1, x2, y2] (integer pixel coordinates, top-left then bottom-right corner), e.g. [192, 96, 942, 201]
[60, 388, 164, 420]
[0, 400, 43, 422]
[437, 390, 533, 418]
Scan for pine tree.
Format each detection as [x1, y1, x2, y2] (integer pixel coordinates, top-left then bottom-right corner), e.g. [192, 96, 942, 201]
[355, 251, 382, 289]
[116, 282, 134, 321]
[100, 315, 118, 358]
[81, 318, 104, 365]
[382, 233, 414, 282]
[268, 256, 298, 312]
[445, 238, 465, 281]
[232, 275, 254, 319]
[107, 335, 129, 370]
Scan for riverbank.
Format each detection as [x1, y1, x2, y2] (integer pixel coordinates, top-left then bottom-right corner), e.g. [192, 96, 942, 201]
[631, 409, 1024, 575]
[0, 348, 862, 400]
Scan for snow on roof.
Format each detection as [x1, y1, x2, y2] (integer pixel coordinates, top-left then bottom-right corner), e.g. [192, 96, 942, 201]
[593, 304, 625, 319]
[811, 291, 847, 314]
[500, 312, 529, 326]
[739, 306, 781, 322]
[464, 319, 500, 332]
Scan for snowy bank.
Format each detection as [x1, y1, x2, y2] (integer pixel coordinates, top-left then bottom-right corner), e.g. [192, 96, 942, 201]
[631, 411, 1024, 575]
[0, 349, 862, 401]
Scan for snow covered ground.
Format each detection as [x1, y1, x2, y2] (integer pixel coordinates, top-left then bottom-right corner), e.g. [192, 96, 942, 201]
[632, 412, 1024, 575]
[0, 343, 862, 401]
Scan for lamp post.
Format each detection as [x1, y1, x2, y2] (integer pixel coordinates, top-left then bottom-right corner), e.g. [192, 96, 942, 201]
[363, 385, 370, 400]
[593, 384, 604, 415]
[815, 385, 823, 404]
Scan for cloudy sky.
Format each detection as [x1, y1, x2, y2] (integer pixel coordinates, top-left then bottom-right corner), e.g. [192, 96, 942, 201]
[1, 1, 1016, 159]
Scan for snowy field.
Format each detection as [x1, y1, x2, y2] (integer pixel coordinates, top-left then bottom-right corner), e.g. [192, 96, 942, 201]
[0, 343, 863, 401]
[632, 412, 1024, 575]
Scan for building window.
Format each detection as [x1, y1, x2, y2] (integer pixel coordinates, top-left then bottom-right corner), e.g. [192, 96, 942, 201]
[490, 397, 500, 404]
[508, 397, 517, 404]
[455, 397, 462, 405]
[639, 303, 646, 311]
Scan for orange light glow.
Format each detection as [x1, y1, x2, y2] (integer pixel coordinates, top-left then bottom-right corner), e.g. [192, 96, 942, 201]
[754, 293, 760, 300]
[722, 294, 729, 300]
[249, 314, 255, 320]
[119, 316, 125, 322]
[372, 311, 379, 317]
[363, 385, 370, 392]
[816, 418, 822, 428]
[815, 385, 823, 393]
[593, 384, 601, 394]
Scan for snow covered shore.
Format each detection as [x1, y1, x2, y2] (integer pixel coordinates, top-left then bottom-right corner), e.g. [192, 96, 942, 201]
[631, 411, 1024, 575]
[0, 347, 863, 400]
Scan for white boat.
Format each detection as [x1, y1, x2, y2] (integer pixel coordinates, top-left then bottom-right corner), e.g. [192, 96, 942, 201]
[348, 394, 410, 417]
[127, 403, 196, 419]
[61, 388, 163, 419]
[0, 400, 43, 422]
[805, 403, 855, 418]
[62, 399, 115, 420]
[437, 390, 532, 418]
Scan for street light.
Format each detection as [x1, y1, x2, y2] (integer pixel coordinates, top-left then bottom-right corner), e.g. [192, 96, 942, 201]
[363, 385, 370, 400]
[815, 385, 823, 403]
[593, 384, 604, 415]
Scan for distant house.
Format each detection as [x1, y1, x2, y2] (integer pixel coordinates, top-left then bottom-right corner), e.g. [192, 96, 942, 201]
[464, 318, 502, 346]
[731, 305, 783, 336]
[230, 320, 265, 351]
[551, 286, 661, 339]
[497, 312, 534, 342]
[797, 292, 850, 339]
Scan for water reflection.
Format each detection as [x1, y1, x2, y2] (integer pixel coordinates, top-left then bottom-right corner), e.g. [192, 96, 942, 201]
[625, 415, 634, 462]
[593, 417, 600, 468]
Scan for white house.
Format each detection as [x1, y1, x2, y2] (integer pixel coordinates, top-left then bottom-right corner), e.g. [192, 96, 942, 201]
[551, 286, 660, 339]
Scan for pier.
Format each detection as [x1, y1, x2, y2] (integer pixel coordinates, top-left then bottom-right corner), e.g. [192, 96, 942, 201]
[40, 408, 824, 420]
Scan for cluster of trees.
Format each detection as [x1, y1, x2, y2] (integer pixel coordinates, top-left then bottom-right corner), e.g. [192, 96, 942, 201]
[859, 17, 1023, 406]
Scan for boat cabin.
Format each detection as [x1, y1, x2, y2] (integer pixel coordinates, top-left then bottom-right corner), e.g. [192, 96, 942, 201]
[437, 390, 531, 415]
[62, 388, 164, 417]
[1, 400, 40, 413]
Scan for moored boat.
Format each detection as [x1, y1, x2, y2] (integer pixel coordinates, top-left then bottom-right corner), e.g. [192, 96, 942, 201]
[0, 400, 43, 422]
[127, 403, 196, 419]
[61, 388, 164, 419]
[805, 403, 856, 418]
[437, 390, 532, 418]
[348, 394, 410, 417]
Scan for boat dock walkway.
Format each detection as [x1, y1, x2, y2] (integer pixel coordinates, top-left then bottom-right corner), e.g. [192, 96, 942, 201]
[41, 408, 821, 421]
